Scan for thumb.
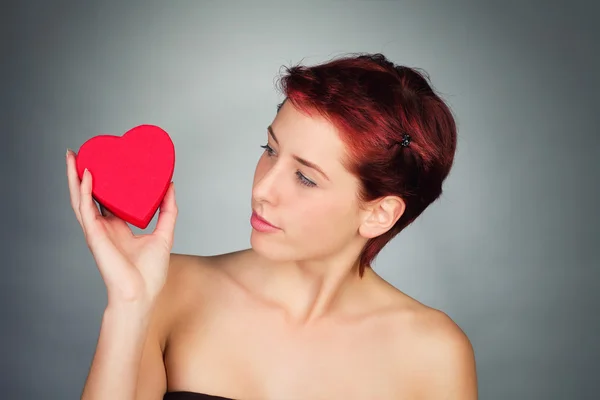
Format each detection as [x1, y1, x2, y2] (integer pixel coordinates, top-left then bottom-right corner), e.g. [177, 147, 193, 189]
[154, 182, 178, 247]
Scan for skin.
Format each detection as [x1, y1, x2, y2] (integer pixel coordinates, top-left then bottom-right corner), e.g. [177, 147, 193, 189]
[69, 101, 477, 399]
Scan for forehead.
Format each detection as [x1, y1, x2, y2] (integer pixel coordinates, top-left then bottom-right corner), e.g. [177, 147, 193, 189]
[270, 102, 349, 173]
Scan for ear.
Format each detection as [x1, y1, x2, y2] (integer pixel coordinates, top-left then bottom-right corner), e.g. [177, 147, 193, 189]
[358, 196, 406, 239]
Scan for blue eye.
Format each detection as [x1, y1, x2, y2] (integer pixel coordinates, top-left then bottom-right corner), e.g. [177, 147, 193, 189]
[260, 144, 317, 188]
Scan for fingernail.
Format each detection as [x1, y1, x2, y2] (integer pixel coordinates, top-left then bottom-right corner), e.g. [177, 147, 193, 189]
[66, 148, 70, 158]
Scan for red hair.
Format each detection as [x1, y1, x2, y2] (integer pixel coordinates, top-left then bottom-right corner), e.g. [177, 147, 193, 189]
[275, 53, 457, 276]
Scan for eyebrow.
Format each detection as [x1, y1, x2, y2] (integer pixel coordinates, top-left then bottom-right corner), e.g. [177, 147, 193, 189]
[267, 125, 330, 181]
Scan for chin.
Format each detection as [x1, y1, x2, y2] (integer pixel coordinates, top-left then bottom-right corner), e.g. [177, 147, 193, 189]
[249, 231, 299, 263]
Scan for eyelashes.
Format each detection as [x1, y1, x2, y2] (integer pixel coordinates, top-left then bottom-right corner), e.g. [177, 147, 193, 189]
[260, 144, 316, 188]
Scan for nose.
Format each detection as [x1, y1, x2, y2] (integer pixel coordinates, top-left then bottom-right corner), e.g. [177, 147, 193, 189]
[252, 161, 282, 206]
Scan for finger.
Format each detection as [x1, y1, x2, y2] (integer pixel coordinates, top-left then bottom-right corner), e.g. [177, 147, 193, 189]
[154, 182, 178, 247]
[79, 169, 103, 245]
[66, 149, 83, 228]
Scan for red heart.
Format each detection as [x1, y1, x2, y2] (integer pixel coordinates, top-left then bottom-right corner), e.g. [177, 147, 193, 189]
[76, 124, 175, 229]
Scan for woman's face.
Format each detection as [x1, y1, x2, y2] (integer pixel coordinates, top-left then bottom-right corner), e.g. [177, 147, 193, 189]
[250, 101, 365, 263]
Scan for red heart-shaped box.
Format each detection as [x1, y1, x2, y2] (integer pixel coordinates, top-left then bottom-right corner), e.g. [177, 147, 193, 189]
[76, 124, 175, 229]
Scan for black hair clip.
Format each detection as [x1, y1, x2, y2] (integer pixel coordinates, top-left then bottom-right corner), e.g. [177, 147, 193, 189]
[400, 133, 411, 148]
[386, 133, 412, 150]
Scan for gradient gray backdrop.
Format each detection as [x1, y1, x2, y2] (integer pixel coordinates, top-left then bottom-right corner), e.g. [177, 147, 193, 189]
[2, 1, 599, 399]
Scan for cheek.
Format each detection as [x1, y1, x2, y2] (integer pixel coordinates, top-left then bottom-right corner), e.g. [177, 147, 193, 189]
[293, 196, 358, 237]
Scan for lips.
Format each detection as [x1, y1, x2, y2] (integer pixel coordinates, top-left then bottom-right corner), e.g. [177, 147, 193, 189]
[252, 210, 279, 229]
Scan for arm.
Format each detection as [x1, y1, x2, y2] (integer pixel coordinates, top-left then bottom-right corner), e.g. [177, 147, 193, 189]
[66, 150, 178, 400]
[80, 255, 185, 400]
[80, 302, 165, 400]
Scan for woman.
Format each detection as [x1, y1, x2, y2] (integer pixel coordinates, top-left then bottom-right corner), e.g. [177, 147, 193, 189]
[68, 53, 477, 400]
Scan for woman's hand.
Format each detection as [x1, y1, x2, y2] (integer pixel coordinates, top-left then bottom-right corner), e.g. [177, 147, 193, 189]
[66, 149, 178, 310]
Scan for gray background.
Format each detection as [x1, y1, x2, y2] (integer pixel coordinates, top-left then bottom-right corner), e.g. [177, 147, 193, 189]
[2, 1, 598, 399]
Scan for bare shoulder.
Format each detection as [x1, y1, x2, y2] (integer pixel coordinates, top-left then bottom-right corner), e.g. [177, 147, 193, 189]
[159, 252, 216, 309]
[161, 251, 245, 305]
[134, 252, 235, 398]
[388, 297, 478, 399]
[410, 306, 476, 374]
[152, 252, 241, 342]
[160, 249, 254, 301]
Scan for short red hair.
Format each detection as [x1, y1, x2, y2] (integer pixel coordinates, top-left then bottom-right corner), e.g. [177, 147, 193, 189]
[275, 53, 457, 276]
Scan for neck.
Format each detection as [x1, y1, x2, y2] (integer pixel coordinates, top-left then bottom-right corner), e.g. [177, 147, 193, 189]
[254, 240, 373, 327]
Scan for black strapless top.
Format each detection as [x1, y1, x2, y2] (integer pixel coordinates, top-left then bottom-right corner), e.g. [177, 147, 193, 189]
[163, 391, 236, 400]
